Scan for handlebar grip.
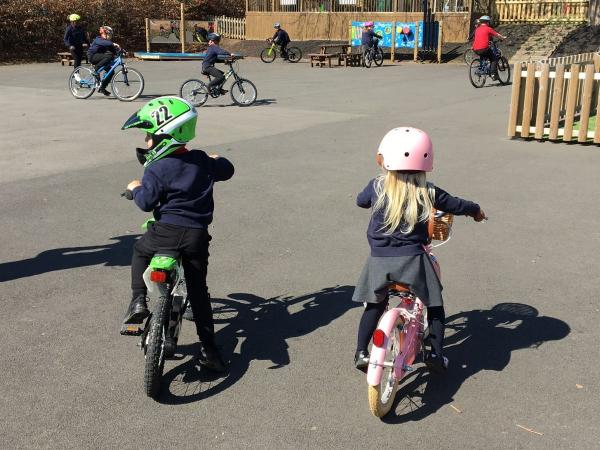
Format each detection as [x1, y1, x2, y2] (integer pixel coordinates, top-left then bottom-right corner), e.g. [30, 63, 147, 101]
[121, 190, 133, 200]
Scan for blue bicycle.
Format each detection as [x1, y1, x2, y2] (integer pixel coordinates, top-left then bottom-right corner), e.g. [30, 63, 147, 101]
[468, 40, 510, 88]
[69, 50, 144, 101]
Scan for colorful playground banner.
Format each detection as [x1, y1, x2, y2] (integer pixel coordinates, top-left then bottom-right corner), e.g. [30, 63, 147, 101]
[351, 21, 426, 49]
[394, 21, 423, 49]
[350, 22, 393, 48]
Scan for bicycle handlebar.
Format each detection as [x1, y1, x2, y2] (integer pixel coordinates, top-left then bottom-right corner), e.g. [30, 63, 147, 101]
[121, 190, 133, 200]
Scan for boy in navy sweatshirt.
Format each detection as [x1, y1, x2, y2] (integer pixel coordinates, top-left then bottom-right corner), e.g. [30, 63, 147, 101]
[121, 96, 234, 372]
[202, 33, 234, 94]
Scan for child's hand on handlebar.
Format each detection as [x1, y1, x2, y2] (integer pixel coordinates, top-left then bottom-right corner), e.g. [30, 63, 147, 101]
[127, 179, 141, 191]
[473, 209, 487, 222]
[209, 154, 219, 159]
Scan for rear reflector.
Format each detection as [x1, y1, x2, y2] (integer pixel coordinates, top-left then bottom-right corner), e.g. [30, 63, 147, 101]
[150, 270, 167, 283]
[372, 329, 385, 348]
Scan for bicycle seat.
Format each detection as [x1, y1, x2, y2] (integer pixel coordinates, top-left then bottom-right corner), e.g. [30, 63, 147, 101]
[388, 283, 410, 293]
[154, 250, 181, 260]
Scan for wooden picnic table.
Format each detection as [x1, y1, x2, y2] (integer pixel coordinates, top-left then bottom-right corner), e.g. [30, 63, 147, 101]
[309, 44, 361, 68]
[319, 44, 350, 55]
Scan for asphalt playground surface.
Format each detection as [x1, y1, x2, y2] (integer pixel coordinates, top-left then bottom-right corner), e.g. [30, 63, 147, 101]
[1, 58, 599, 449]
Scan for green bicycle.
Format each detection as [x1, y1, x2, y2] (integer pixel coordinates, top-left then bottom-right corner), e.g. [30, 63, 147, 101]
[260, 40, 302, 63]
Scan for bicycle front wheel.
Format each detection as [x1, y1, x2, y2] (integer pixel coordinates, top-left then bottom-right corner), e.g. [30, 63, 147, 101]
[68, 66, 96, 99]
[144, 295, 170, 399]
[287, 47, 302, 63]
[230, 78, 257, 106]
[180, 79, 209, 107]
[260, 47, 276, 63]
[497, 56, 511, 85]
[368, 318, 403, 418]
[469, 59, 486, 88]
[111, 67, 144, 101]
[374, 47, 384, 66]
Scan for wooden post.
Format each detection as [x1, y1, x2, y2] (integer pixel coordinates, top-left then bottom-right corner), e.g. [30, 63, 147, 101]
[594, 53, 600, 72]
[521, 63, 536, 138]
[594, 88, 600, 144]
[563, 64, 580, 142]
[534, 64, 550, 139]
[413, 21, 419, 62]
[436, 20, 442, 63]
[549, 65, 565, 140]
[578, 64, 595, 143]
[507, 63, 522, 137]
[391, 21, 396, 63]
[180, 2, 185, 53]
[145, 18, 150, 53]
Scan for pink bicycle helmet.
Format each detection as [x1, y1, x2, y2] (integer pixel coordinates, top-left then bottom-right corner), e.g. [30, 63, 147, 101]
[364, 21, 374, 27]
[377, 127, 433, 172]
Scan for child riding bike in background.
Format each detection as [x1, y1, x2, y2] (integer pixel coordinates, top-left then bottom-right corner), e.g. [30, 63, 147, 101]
[121, 96, 234, 373]
[353, 127, 486, 373]
[202, 33, 235, 95]
[361, 22, 382, 66]
[472, 15, 507, 80]
[270, 22, 291, 60]
[87, 25, 119, 96]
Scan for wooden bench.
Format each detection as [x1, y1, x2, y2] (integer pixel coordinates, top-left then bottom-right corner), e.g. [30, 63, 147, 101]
[308, 53, 338, 68]
[339, 52, 362, 67]
[57, 51, 88, 66]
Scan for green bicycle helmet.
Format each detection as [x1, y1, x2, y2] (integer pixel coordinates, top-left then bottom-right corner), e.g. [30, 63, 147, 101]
[122, 96, 197, 167]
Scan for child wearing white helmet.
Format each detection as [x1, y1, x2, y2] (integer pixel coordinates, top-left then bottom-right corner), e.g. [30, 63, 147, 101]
[472, 15, 507, 80]
[353, 127, 486, 373]
[271, 23, 291, 59]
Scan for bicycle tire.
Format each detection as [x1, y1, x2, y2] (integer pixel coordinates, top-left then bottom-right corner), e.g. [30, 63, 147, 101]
[497, 56, 511, 85]
[464, 49, 475, 66]
[144, 294, 170, 399]
[364, 51, 373, 68]
[260, 48, 276, 63]
[180, 79, 209, 107]
[287, 47, 302, 63]
[111, 67, 144, 101]
[230, 78, 257, 107]
[367, 317, 404, 417]
[374, 47, 384, 67]
[68, 66, 96, 99]
[469, 59, 487, 88]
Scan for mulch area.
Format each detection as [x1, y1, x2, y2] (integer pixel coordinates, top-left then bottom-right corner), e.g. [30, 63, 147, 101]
[551, 25, 600, 57]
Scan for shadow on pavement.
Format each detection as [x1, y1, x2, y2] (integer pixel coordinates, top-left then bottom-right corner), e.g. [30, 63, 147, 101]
[0, 234, 138, 282]
[381, 302, 570, 424]
[158, 285, 357, 405]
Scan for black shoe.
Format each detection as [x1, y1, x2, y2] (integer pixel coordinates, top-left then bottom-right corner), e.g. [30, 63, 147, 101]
[195, 344, 227, 373]
[425, 352, 449, 374]
[219, 88, 228, 95]
[122, 295, 150, 324]
[98, 87, 110, 96]
[354, 350, 369, 371]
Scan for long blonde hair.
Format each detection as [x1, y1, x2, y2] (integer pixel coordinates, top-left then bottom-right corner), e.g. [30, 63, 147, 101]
[373, 171, 433, 234]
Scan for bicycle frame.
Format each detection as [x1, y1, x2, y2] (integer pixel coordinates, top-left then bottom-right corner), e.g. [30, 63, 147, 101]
[98, 55, 124, 82]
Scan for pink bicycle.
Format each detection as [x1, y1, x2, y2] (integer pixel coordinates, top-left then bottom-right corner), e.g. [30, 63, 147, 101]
[366, 211, 454, 417]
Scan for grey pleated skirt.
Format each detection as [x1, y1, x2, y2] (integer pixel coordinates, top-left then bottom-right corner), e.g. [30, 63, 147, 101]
[352, 253, 443, 307]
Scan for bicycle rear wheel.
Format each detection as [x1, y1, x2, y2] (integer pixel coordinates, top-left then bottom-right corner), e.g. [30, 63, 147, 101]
[68, 66, 96, 99]
[496, 56, 511, 85]
[180, 79, 209, 107]
[464, 49, 475, 66]
[144, 295, 170, 399]
[230, 78, 257, 106]
[260, 47, 276, 63]
[287, 47, 302, 63]
[111, 67, 144, 101]
[469, 59, 487, 88]
[374, 47, 384, 67]
[368, 318, 403, 417]
[364, 50, 373, 68]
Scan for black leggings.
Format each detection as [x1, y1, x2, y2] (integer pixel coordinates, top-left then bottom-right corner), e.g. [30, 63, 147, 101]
[203, 66, 225, 90]
[69, 45, 84, 68]
[131, 222, 216, 347]
[90, 53, 115, 89]
[356, 301, 446, 357]
[475, 48, 498, 77]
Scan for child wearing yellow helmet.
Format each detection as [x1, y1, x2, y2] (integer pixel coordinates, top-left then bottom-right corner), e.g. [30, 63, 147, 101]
[64, 13, 89, 68]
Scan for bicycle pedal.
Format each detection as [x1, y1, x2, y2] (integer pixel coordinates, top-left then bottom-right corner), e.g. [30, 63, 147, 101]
[120, 323, 144, 336]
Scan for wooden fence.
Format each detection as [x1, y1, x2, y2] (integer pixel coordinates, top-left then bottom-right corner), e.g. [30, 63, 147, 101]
[214, 16, 246, 40]
[508, 54, 600, 144]
[496, 0, 589, 23]
[246, 0, 471, 12]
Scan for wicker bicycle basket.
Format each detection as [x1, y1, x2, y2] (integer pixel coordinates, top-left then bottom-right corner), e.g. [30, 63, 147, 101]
[431, 213, 454, 241]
